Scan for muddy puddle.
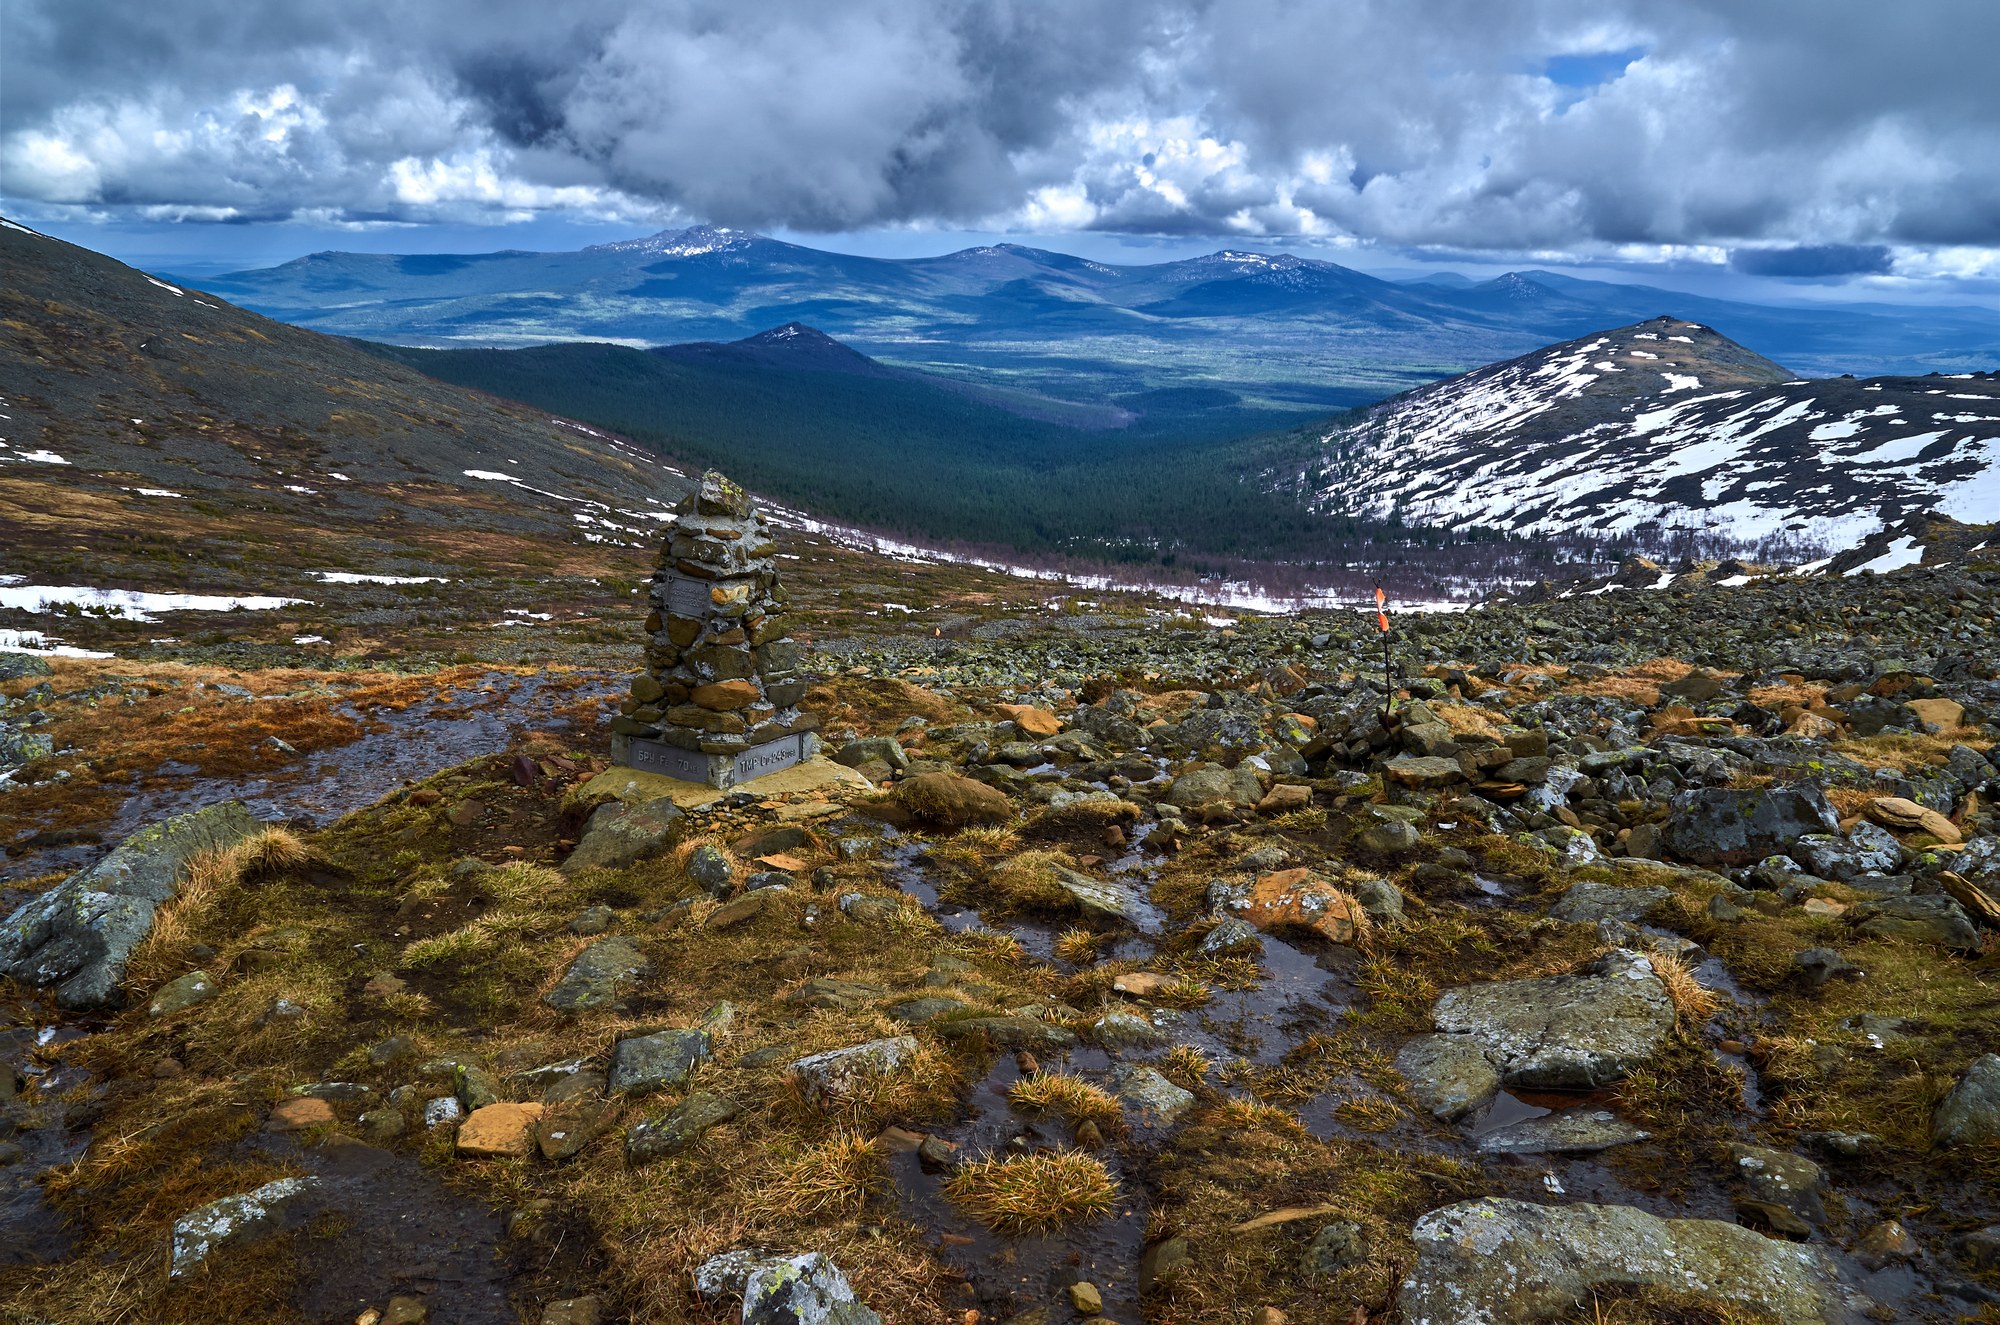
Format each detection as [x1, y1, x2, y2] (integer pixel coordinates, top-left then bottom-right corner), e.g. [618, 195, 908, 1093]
[3, 671, 620, 885]
[0, 1009, 93, 1267]
[888, 1054, 1150, 1319]
[877, 831, 1983, 1322]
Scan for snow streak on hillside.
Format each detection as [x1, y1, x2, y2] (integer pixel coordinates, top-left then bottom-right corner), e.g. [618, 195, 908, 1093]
[1301, 318, 2000, 552]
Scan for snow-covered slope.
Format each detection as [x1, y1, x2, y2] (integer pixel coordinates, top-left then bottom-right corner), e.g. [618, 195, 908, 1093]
[1296, 317, 2000, 553]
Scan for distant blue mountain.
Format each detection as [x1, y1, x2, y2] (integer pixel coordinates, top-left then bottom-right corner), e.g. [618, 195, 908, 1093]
[185, 226, 2000, 412]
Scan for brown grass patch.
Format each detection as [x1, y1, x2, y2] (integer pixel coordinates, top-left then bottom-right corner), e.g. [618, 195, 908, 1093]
[943, 1150, 1119, 1235]
[1009, 1072, 1124, 1127]
[754, 1133, 887, 1220]
[1649, 952, 1721, 1025]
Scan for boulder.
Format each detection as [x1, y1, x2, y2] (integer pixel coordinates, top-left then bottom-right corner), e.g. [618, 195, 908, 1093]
[995, 704, 1062, 738]
[1792, 821, 1902, 881]
[148, 970, 217, 1017]
[562, 797, 684, 873]
[1235, 868, 1368, 945]
[1046, 865, 1158, 930]
[694, 1250, 883, 1325]
[170, 1177, 320, 1278]
[1109, 1064, 1195, 1126]
[930, 1016, 1079, 1050]
[1662, 785, 1838, 867]
[1866, 796, 1962, 843]
[0, 801, 263, 1008]
[1731, 1144, 1828, 1228]
[609, 1029, 713, 1095]
[892, 773, 1013, 828]
[542, 936, 652, 1013]
[789, 1037, 918, 1107]
[457, 1102, 544, 1158]
[1395, 1033, 1502, 1121]
[1548, 882, 1670, 925]
[1384, 754, 1463, 789]
[1397, 1198, 1864, 1325]
[1428, 951, 1674, 1091]
[1849, 895, 1980, 951]
[627, 1091, 741, 1163]
[1165, 762, 1264, 813]
[1933, 1054, 2000, 1147]
[1475, 1110, 1648, 1155]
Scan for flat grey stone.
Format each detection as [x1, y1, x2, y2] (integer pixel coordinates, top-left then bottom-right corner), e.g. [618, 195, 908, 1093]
[610, 1028, 712, 1095]
[1477, 1109, 1649, 1154]
[170, 1177, 320, 1278]
[543, 936, 652, 1013]
[0, 800, 263, 1008]
[1430, 950, 1674, 1091]
[1395, 1033, 1501, 1121]
[1109, 1064, 1194, 1125]
[1398, 1198, 1867, 1325]
[1549, 881, 1671, 924]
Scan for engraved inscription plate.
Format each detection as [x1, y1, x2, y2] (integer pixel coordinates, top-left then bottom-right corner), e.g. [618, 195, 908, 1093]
[664, 573, 710, 618]
[732, 733, 808, 784]
[625, 738, 710, 782]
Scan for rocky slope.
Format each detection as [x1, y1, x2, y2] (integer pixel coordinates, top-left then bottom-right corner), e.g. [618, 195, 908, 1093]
[4, 536, 1997, 1324]
[1290, 317, 2000, 557]
[0, 219, 692, 551]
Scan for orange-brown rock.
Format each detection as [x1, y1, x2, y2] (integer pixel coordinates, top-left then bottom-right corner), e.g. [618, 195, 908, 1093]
[1238, 868, 1368, 945]
[457, 1102, 545, 1158]
[1905, 698, 1966, 732]
[267, 1097, 335, 1132]
[1868, 796, 1963, 843]
[1257, 784, 1312, 815]
[892, 773, 1014, 829]
[690, 680, 760, 711]
[995, 704, 1062, 738]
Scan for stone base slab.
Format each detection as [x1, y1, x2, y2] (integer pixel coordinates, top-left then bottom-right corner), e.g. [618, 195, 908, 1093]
[577, 755, 872, 812]
[612, 730, 819, 789]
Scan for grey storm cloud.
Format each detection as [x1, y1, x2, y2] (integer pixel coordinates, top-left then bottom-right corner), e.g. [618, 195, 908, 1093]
[4, 0, 1998, 256]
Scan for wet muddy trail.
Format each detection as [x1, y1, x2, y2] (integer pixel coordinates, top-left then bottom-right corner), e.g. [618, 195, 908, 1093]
[3, 670, 620, 885]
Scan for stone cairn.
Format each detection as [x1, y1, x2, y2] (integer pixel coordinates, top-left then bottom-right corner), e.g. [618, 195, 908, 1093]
[610, 471, 818, 788]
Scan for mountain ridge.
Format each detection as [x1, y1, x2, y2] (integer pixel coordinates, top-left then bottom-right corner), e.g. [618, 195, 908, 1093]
[1286, 316, 2000, 555]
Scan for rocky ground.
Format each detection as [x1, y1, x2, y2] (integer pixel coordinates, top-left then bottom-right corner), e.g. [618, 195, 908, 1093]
[3, 539, 1999, 1325]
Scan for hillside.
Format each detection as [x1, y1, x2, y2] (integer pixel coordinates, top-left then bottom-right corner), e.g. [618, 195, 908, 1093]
[184, 227, 2000, 413]
[1288, 317, 2000, 556]
[0, 219, 693, 564]
[366, 328, 1368, 569]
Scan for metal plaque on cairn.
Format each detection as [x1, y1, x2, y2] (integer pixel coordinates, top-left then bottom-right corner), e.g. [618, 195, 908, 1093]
[608, 470, 819, 788]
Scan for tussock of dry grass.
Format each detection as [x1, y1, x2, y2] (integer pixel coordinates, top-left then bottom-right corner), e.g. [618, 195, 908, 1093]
[127, 828, 315, 986]
[1052, 927, 1103, 963]
[984, 849, 1079, 914]
[1650, 952, 1722, 1025]
[1158, 1045, 1212, 1091]
[942, 1150, 1119, 1235]
[1008, 1071, 1123, 1127]
[754, 1133, 886, 1220]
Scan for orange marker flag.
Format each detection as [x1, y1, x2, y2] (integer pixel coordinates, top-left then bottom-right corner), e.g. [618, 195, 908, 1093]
[1374, 585, 1390, 634]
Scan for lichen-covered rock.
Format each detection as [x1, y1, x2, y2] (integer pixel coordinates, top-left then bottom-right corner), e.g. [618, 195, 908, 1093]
[1548, 881, 1670, 924]
[0, 800, 263, 1008]
[1849, 895, 1980, 951]
[1397, 1198, 1866, 1324]
[1395, 1033, 1502, 1121]
[693, 1249, 883, 1325]
[170, 1176, 319, 1277]
[892, 772, 1013, 828]
[1662, 785, 1838, 867]
[1933, 1054, 2000, 1147]
[1166, 762, 1264, 812]
[1235, 867, 1368, 945]
[1429, 951, 1674, 1091]
[627, 1091, 740, 1163]
[562, 797, 684, 874]
[542, 936, 652, 1013]
[609, 1028, 713, 1095]
[788, 1036, 918, 1107]
[1109, 1064, 1195, 1125]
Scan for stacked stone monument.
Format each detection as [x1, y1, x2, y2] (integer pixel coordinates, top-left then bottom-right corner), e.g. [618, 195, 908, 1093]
[610, 471, 818, 788]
